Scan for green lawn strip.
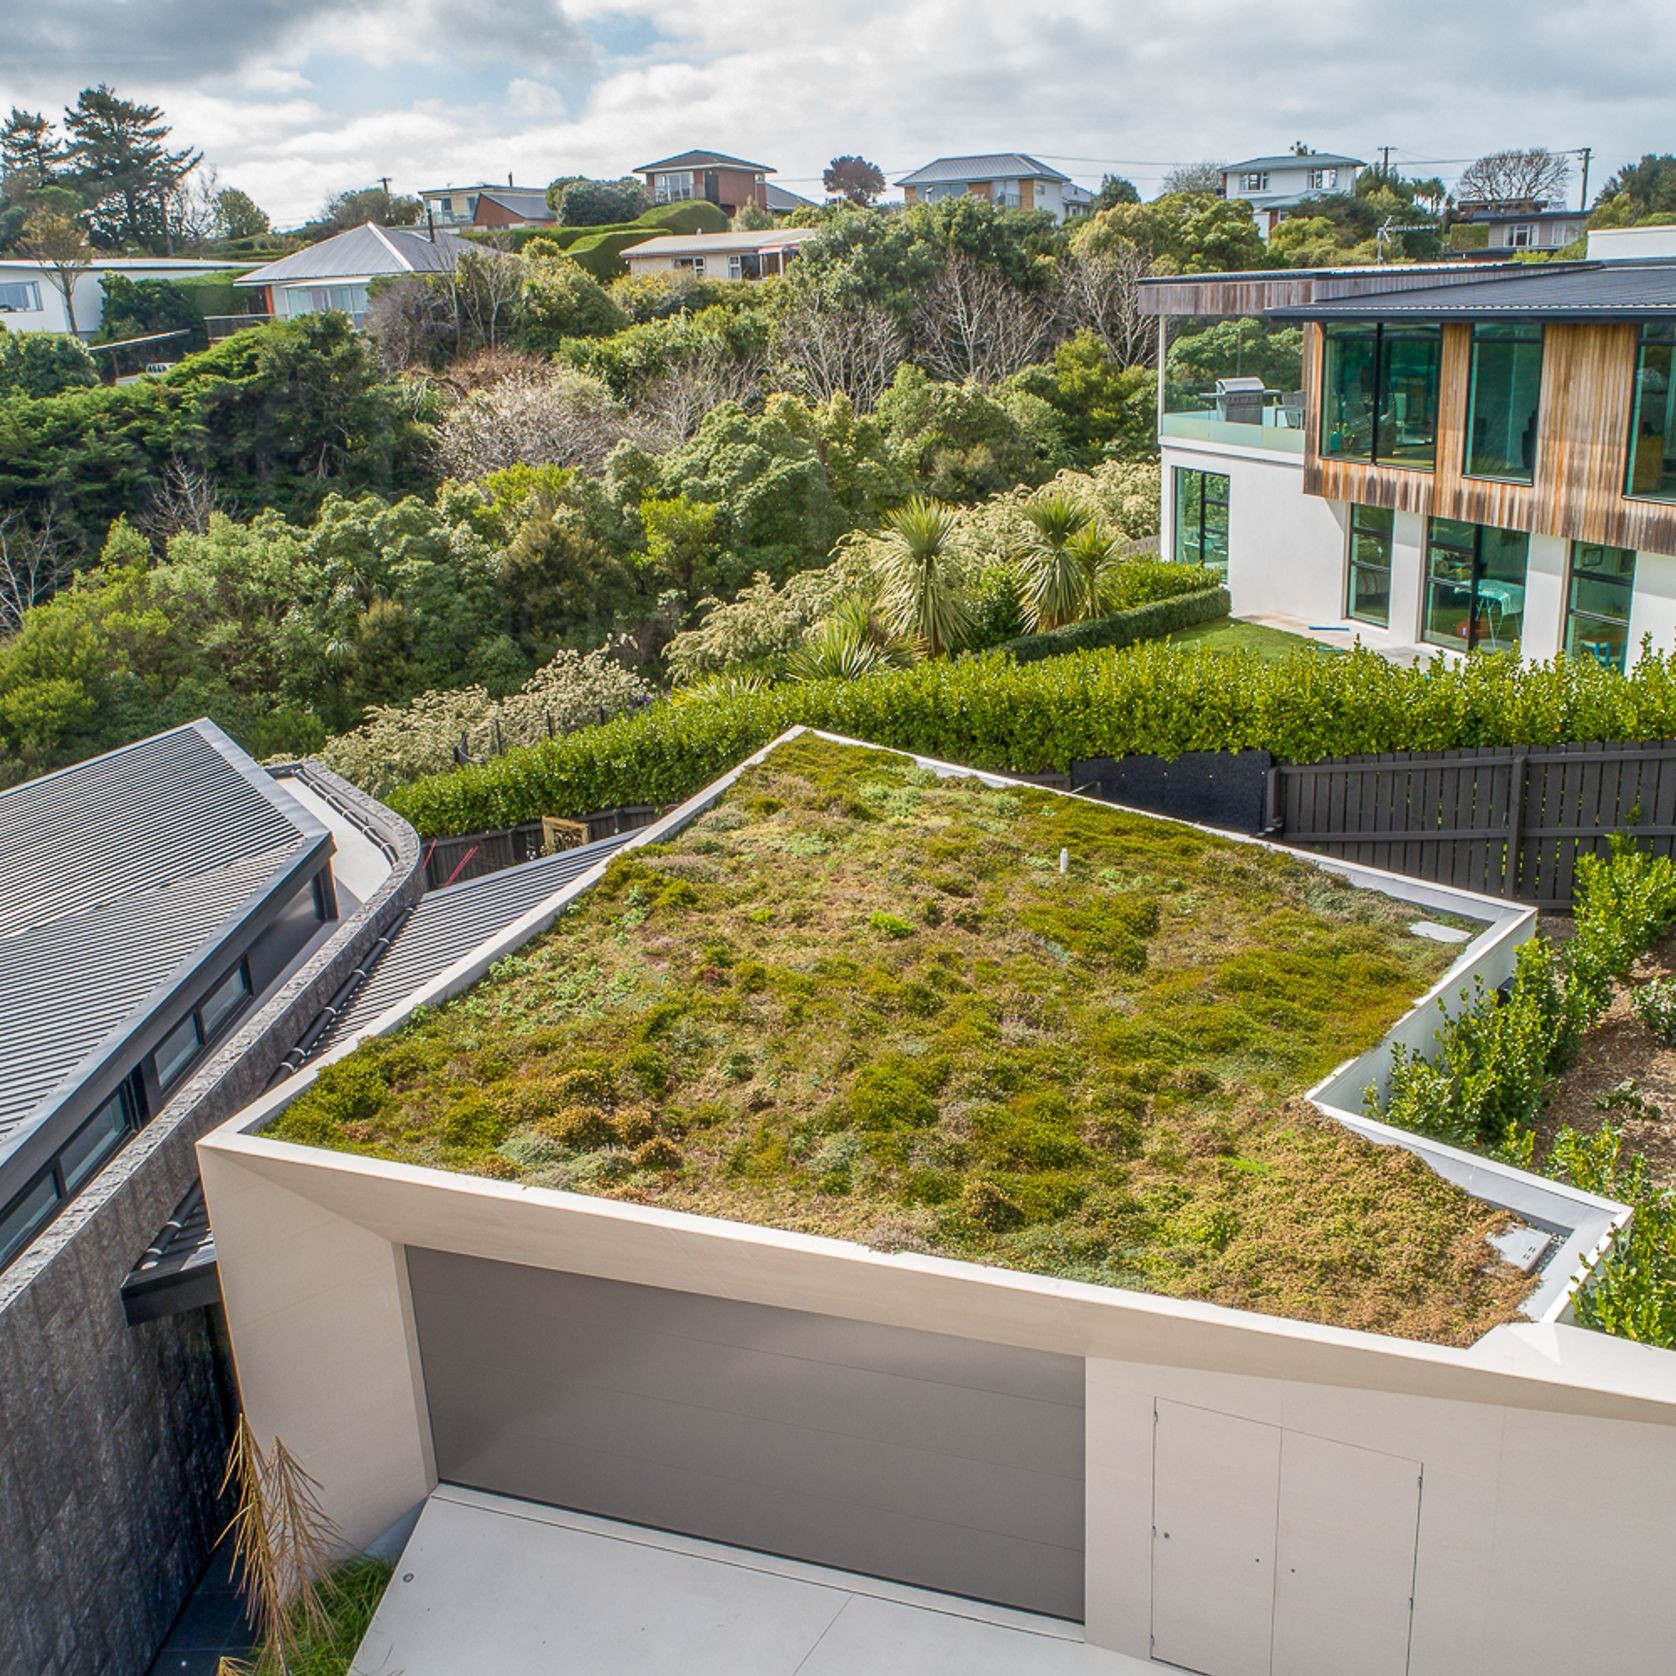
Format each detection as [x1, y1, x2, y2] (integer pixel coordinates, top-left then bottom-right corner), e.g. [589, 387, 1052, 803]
[277, 736, 1533, 1344]
[1163, 617, 1333, 661]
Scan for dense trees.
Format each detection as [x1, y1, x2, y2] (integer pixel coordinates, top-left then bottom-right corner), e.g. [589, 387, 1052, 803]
[1593, 155, 1676, 226]
[822, 156, 887, 206]
[1457, 146, 1571, 205]
[553, 177, 650, 225]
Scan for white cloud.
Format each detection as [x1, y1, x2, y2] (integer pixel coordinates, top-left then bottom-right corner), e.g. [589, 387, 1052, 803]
[14, 0, 1675, 224]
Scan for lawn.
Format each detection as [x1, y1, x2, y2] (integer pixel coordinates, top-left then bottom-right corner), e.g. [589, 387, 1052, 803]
[1164, 616, 1337, 660]
[272, 734, 1533, 1344]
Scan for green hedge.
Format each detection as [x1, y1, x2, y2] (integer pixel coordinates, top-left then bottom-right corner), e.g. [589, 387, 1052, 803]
[997, 586, 1229, 664]
[385, 642, 1676, 838]
[468, 200, 730, 262]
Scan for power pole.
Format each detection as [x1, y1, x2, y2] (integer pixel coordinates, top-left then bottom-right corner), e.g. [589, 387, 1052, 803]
[1577, 147, 1591, 211]
[379, 175, 391, 196]
[1380, 145, 1393, 181]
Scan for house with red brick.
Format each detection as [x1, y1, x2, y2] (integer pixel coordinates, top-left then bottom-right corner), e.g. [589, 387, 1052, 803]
[633, 149, 773, 216]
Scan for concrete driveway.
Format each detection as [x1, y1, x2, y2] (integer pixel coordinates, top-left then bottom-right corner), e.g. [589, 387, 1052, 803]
[352, 1487, 1156, 1675]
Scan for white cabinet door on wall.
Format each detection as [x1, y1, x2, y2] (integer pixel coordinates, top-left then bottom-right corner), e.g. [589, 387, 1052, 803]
[1151, 1401, 1281, 1676]
[1150, 1400, 1422, 1676]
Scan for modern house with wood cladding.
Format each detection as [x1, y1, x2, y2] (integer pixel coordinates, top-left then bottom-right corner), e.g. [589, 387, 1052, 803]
[1142, 259, 1676, 670]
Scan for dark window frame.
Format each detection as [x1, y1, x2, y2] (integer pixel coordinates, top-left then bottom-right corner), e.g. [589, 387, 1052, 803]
[1625, 323, 1676, 504]
[1345, 503, 1394, 627]
[1320, 321, 1444, 472]
[1564, 541, 1637, 672]
[151, 957, 254, 1094]
[1421, 517, 1531, 654]
[1464, 322, 1545, 485]
[1173, 467, 1230, 572]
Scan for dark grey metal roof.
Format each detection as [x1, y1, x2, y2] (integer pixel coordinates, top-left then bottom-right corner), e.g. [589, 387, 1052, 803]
[896, 154, 1072, 187]
[1224, 152, 1365, 173]
[0, 721, 328, 1167]
[122, 1182, 219, 1323]
[1272, 261, 1676, 321]
[477, 190, 554, 222]
[312, 833, 635, 1054]
[635, 149, 773, 174]
[763, 182, 816, 212]
[235, 224, 479, 287]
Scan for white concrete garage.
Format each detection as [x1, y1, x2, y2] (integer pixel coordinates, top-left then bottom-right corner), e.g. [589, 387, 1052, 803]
[351, 1487, 1151, 1676]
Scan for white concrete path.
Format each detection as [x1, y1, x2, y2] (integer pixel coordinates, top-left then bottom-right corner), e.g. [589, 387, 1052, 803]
[352, 1486, 1156, 1676]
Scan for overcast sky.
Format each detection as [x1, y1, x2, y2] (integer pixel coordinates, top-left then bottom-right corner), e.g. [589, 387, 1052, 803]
[9, 0, 1676, 226]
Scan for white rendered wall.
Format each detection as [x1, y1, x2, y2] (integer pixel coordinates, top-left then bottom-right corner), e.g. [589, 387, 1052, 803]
[1628, 548, 1676, 668]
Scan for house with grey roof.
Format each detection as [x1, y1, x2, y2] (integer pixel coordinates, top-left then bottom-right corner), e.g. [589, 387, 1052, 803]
[1142, 254, 1676, 670]
[1220, 149, 1367, 238]
[418, 181, 546, 229]
[634, 149, 775, 216]
[234, 222, 481, 326]
[0, 721, 345, 1269]
[895, 153, 1080, 221]
[472, 188, 557, 229]
[620, 224, 821, 281]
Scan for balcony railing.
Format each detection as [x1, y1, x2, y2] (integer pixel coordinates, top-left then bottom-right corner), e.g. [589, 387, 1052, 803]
[1159, 407, 1307, 456]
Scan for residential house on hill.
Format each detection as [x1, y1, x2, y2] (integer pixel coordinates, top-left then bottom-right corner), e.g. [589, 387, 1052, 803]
[895, 153, 1081, 221]
[1143, 255, 1676, 670]
[1459, 203, 1588, 255]
[1221, 150, 1367, 239]
[234, 223, 479, 326]
[633, 149, 774, 216]
[418, 181, 544, 229]
[472, 188, 556, 229]
[764, 180, 817, 214]
[619, 225, 819, 281]
[0, 256, 239, 337]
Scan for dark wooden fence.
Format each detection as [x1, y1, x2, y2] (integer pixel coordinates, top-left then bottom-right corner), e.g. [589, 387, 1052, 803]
[1070, 740, 1676, 909]
[421, 803, 667, 891]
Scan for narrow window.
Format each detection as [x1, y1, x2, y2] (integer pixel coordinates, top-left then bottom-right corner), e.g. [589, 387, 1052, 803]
[153, 1012, 204, 1092]
[200, 962, 253, 1040]
[1465, 324, 1544, 483]
[59, 1090, 134, 1193]
[1565, 542, 1637, 671]
[1422, 518, 1529, 655]
[0, 1175, 60, 1267]
[1173, 468, 1230, 573]
[1627, 324, 1676, 502]
[1346, 504, 1394, 626]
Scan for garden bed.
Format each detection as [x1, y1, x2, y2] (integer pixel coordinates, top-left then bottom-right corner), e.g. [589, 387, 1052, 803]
[271, 733, 1536, 1344]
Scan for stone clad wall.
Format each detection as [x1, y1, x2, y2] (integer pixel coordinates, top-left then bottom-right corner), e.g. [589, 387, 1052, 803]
[0, 766, 422, 1676]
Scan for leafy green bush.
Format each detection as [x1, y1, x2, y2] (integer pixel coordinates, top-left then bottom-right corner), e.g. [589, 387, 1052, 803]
[997, 584, 1228, 664]
[1633, 978, 1676, 1044]
[1570, 837, 1676, 987]
[387, 641, 1676, 838]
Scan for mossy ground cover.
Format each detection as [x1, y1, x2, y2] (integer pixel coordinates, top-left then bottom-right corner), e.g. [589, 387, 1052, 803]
[273, 734, 1533, 1343]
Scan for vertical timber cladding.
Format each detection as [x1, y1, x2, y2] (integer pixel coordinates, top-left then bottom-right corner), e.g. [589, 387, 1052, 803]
[404, 1250, 1087, 1619]
[1304, 318, 1676, 554]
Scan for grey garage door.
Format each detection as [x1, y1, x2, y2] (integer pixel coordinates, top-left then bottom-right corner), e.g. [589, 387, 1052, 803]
[405, 1249, 1086, 1619]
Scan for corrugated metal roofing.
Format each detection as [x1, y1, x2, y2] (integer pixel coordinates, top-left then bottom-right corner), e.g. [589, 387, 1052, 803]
[234, 224, 479, 287]
[1224, 152, 1366, 173]
[314, 833, 634, 1054]
[477, 190, 554, 222]
[0, 722, 325, 1161]
[896, 154, 1072, 187]
[635, 149, 773, 174]
[1272, 261, 1676, 320]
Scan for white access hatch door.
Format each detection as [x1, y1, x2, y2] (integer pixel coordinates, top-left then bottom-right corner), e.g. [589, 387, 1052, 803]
[1269, 1431, 1422, 1676]
[1150, 1400, 1281, 1676]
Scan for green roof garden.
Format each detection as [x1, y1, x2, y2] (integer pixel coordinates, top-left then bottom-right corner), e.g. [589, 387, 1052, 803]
[270, 733, 1535, 1344]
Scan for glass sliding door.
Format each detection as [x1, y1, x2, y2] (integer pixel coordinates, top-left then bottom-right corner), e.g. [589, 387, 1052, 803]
[1565, 542, 1636, 671]
[1422, 518, 1529, 654]
[1321, 322, 1441, 469]
[1345, 504, 1393, 626]
[1173, 467, 1229, 573]
[1466, 324, 1544, 482]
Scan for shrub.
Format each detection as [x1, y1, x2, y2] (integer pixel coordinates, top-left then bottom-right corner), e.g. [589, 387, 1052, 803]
[962, 1178, 1027, 1231]
[1570, 837, 1676, 987]
[997, 585, 1228, 664]
[1632, 978, 1676, 1044]
[386, 641, 1676, 840]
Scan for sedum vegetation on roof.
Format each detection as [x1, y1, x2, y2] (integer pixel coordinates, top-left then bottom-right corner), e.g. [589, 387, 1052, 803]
[271, 735, 1533, 1343]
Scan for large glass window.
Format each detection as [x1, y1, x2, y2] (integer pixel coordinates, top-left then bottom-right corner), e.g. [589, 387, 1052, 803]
[1627, 325, 1676, 502]
[1466, 324, 1544, 482]
[1321, 323, 1443, 469]
[1174, 468, 1229, 572]
[1422, 518, 1529, 654]
[0, 280, 42, 312]
[654, 170, 694, 203]
[1565, 542, 1637, 672]
[1346, 504, 1394, 626]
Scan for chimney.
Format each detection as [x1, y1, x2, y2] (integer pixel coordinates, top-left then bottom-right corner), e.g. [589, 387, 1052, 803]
[426, 206, 436, 243]
[508, 171, 514, 187]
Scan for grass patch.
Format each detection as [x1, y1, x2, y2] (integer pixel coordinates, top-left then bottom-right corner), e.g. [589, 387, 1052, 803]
[237, 1558, 391, 1676]
[273, 735, 1531, 1344]
[1163, 617, 1336, 661]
